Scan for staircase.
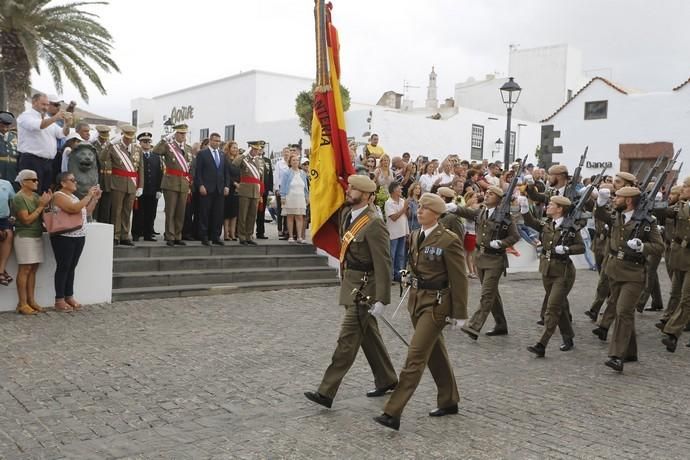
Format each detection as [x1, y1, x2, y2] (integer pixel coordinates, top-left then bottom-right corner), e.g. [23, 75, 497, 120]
[112, 241, 339, 301]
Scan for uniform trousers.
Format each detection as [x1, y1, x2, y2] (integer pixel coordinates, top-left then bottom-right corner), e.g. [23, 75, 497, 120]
[318, 304, 397, 399]
[164, 190, 187, 241]
[466, 267, 507, 333]
[96, 191, 112, 224]
[237, 196, 259, 242]
[636, 253, 663, 309]
[132, 195, 157, 238]
[110, 190, 134, 241]
[255, 192, 269, 237]
[539, 263, 575, 346]
[590, 270, 611, 316]
[607, 278, 643, 359]
[662, 271, 682, 322]
[663, 270, 690, 337]
[384, 304, 458, 417]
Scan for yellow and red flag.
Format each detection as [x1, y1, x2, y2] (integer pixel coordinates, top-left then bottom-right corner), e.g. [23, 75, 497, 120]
[310, 1, 355, 258]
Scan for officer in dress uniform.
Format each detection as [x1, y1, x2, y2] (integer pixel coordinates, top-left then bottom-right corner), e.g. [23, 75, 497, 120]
[437, 187, 465, 242]
[153, 124, 192, 247]
[233, 141, 265, 245]
[450, 186, 519, 339]
[103, 125, 144, 246]
[132, 132, 163, 241]
[594, 186, 664, 372]
[304, 175, 398, 410]
[93, 125, 112, 223]
[255, 148, 273, 239]
[0, 111, 19, 188]
[520, 195, 584, 357]
[374, 193, 468, 431]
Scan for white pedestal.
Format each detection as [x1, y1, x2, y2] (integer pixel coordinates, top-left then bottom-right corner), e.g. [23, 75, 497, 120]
[1, 223, 113, 312]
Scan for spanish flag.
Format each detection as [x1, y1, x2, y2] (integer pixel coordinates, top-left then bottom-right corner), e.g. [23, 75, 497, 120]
[310, 1, 355, 258]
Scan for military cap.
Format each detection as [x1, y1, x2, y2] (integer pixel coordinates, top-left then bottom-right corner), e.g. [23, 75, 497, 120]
[137, 132, 153, 141]
[550, 195, 572, 207]
[347, 174, 377, 193]
[548, 164, 568, 175]
[248, 140, 266, 149]
[95, 125, 111, 133]
[173, 124, 188, 133]
[670, 185, 683, 194]
[487, 185, 504, 198]
[419, 193, 446, 215]
[616, 186, 641, 197]
[615, 171, 637, 184]
[0, 111, 15, 125]
[120, 124, 137, 139]
[437, 187, 456, 199]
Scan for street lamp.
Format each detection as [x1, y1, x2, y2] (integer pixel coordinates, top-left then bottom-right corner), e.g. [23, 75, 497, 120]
[500, 77, 521, 166]
[163, 117, 175, 135]
[493, 138, 503, 159]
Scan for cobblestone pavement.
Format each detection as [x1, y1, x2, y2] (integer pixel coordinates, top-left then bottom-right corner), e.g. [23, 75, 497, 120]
[1, 268, 689, 459]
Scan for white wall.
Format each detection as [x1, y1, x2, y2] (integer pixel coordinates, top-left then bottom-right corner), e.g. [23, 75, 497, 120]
[542, 79, 690, 176]
[254, 72, 312, 122]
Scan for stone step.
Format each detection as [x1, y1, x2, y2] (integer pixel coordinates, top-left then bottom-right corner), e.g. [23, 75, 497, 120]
[113, 254, 329, 272]
[111, 277, 340, 302]
[114, 241, 316, 259]
[112, 266, 336, 289]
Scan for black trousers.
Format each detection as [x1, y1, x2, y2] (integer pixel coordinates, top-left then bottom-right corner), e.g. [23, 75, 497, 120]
[182, 191, 199, 239]
[18, 153, 53, 193]
[50, 235, 85, 299]
[275, 194, 284, 233]
[255, 192, 269, 237]
[132, 195, 158, 238]
[198, 191, 224, 241]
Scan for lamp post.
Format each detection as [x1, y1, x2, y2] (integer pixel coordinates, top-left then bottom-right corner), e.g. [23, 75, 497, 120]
[163, 117, 175, 135]
[499, 77, 521, 167]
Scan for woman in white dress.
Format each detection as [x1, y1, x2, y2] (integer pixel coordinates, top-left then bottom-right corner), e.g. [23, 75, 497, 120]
[280, 155, 309, 243]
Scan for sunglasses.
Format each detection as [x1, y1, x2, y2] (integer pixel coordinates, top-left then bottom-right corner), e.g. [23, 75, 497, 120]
[65, 178, 77, 183]
[50, 103, 61, 107]
[24, 178, 39, 182]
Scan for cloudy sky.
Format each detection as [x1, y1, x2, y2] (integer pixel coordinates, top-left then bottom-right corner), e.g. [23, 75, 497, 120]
[30, 0, 690, 121]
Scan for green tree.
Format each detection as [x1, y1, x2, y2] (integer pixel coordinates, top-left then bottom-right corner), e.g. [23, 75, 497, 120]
[0, 0, 119, 115]
[295, 83, 350, 135]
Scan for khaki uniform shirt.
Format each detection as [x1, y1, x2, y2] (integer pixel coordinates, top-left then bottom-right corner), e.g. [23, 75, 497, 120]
[102, 141, 144, 194]
[523, 212, 585, 277]
[153, 139, 192, 193]
[232, 153, 264, 199]
[454, 205, 519, 269]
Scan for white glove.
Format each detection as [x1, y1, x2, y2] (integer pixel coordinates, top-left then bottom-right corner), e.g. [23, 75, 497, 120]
[135, 188, 143, 198]
[590, 189, 599, 200]
[446, 202, 458, 213]
[446, 317, 466, 330]
[578, 185, 593, 197]
[597, 188, 611, 206]
[655, 192, 663, 201]
[369, 301, 386, 318]
[490, 240, 502, 249]
[517, 196, 529, 213]
[155, 191, 162, 200]
[627, 238, 644, 253]
[524, 174, 534, 185]
[554, 245, 567, 255]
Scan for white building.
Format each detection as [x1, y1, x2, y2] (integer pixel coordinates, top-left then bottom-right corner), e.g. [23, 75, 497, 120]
[454, 44, 589, 122]
[538, 76, 690, 179]
[131, 70, 313, 153]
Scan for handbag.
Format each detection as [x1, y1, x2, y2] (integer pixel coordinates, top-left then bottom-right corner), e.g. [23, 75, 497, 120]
[42, 196, 83, 235]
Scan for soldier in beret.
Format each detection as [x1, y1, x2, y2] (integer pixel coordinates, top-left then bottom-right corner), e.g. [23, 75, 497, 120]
[657, 185, 683, 325]
[374, 193, 468, 431]
[437, 187, 465, 242]
[524, 164, 573, 204]
[305, 174, 397, 411]
[594, 186, 664, 372]
[519, 195, 584, 356]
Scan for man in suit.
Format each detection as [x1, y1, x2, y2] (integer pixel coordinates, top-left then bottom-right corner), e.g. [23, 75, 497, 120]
[374, 193, 468, 431]
[305, 175, 398, 410]
[132, 132, 163, 241]
[233, 141, 265, 245]
[102, 125, 144, 246]
[255, 146, 274, 239]
[195, 132, 229, 245]
[153, 124, 193, 247]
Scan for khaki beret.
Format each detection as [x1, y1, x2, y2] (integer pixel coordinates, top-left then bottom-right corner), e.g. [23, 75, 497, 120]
[95, 125, 110, 133]
[419, 193, 446, 214]
[684, 176, 690, 187]
[487, 186, 504, 198]
[670, 185, 683, 194]
[120, 124, 136, 138]
[616, 186, 641, 198]
[437, 187, 456, 199]
[550, 195, 572, 207]
[548, 164, 568, 175]
[347, 174, 377, 193]
[615, 171, 637, 184]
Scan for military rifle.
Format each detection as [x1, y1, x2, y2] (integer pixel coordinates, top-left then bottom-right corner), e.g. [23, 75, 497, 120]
[565, 146, 588, 204]
[558, 167, 607, 246]
[662, 160, 683, 201]
[638, 154, 666, 193]
[491, 154, 528, 236]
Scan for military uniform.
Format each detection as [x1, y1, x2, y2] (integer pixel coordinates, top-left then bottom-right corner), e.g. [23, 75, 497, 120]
[594, 188, 664, 368]
[255, 154, 273, 239]
[587, 203, 613, 322]
[132, 133, 163, 241]
[0, 113, 19, 186]
[103, 126, 144, 244]
[309, 178, 397, 404]
[93, 132, 112, 224]
[523, 199, 584, 353]
[153, 125, 192, 244]
[453, 197, 519, 336]
[233, 142, 264, 245]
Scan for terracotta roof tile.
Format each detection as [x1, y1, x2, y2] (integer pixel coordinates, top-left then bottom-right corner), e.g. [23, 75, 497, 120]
[540, 77, 628, 123]
[672, 77, 690, 91]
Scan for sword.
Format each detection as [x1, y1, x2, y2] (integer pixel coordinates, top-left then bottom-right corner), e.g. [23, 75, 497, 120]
[352, 286, 410, 348]
[378, 314, 410, 347]
[391, 285, 411, 320]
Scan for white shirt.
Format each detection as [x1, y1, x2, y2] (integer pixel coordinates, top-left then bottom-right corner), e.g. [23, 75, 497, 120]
[623, 210, 634, 224]
[385, 197, 409, 240]
[273, 158, 289, 192]
[419, 173, 436, 193]
[349, 205, 368, 224]
[421, 223, 439, 239]
[16, 108, 65, 159]
[554, 217, 564, 229]
[437, 172, 454, 185]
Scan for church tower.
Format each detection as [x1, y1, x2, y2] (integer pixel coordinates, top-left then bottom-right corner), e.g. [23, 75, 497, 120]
[425, 66, 439, 110]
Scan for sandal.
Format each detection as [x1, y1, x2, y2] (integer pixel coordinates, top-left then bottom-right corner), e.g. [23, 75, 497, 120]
[3, 271, 13, 283]
[65, 297, 82, 310]
[0, 273, 8, 286]
[54, 300, 73, 313]
[16, 304, 37, 315]
[29, 303, 46, 313]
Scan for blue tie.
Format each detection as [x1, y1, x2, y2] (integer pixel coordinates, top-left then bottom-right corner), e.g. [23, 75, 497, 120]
[213, 150, 219, 167]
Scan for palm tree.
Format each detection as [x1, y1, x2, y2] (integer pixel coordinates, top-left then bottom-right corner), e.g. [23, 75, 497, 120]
[0, 0, 119, 115]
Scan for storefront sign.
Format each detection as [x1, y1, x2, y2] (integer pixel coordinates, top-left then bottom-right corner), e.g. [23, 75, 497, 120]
[169, 106, 194, 124]
[586, 160, 613, 169]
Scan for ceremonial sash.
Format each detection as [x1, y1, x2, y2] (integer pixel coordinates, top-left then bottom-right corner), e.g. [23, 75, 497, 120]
[242, 157, 261, 179]
[240, 175, 265, 195]
[112, 143, 138, 187]
[166, 168, 192, 182]
[339, 213, 371, 264]
[167, 142, 189, 173]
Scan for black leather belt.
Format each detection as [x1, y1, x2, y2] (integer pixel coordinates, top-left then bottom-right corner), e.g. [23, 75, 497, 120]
[409, 277, 448, 290]
[609, 250, 645, 265]
[346, 263, 374, 272]
[18, 152, 52, 161]
[544, 251, 569, 261]
[479, 245, 505, 255]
